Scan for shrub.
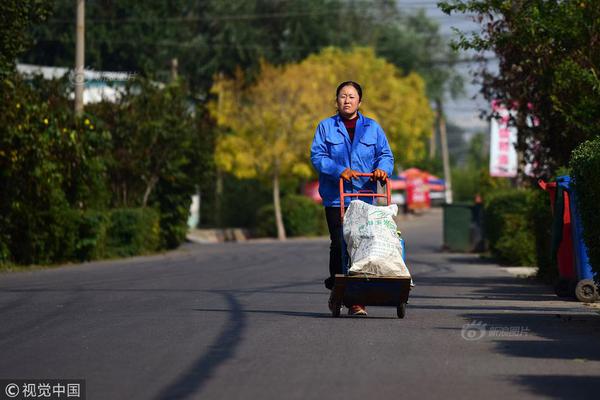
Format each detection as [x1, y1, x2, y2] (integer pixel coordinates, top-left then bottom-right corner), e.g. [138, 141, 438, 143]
[484, 189, 536, 265]
[75, 211, 110, 261]
[529, 189, 555, 282]
[570, 137, 600, 280]
[255, 195, 327, 237]
[152, 179, 192, 249]
[106, 208, 160, 257]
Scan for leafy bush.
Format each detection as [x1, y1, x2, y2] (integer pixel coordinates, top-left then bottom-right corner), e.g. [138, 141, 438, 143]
[484, 189, 536, 266]
[529, 190, 555, 282]
[106, 208, 160, 257]
[570, 137, 600, 280]
[255, 195, 327, 238]
[152, 179, 192, 249]
[76, 211, 110, 261]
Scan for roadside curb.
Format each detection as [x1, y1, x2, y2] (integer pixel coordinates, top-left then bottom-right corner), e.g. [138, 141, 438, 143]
[187, 228, 249, 243]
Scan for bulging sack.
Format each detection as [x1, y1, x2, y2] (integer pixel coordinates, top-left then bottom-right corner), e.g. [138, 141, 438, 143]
[343, 200, 411, 278]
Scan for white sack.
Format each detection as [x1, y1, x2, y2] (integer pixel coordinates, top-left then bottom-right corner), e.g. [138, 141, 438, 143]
[343, 200, 411, 278]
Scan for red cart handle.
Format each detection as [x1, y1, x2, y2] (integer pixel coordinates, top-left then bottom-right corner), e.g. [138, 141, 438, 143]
[339, 173, 391, 220]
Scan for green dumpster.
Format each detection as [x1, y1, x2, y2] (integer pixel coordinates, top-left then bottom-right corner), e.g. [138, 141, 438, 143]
[443, 203, 480, 252]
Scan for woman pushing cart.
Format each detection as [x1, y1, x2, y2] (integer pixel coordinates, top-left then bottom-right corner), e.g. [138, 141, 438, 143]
[310, 81, 397, 316]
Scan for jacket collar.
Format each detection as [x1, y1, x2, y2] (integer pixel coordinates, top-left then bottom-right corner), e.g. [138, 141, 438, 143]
[335, 112, 369, 140]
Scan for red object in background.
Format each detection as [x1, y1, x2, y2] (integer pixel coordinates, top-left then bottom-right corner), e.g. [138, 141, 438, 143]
[406, 171, 431, 210]
[304, 167, 444, 208]
[303, 180, 322, 203]
[404, 169, 431, 210]
[538, 180, 576, 280]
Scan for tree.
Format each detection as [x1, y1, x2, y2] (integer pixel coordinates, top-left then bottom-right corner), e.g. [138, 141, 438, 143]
[22, 0, 398, 96]
[440, 0, 600, 175]
[209, 47, 433, 239]
[0, 0, 51, 78]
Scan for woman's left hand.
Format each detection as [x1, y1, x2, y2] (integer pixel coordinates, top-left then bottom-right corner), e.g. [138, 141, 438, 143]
[371, 168, 388, 182]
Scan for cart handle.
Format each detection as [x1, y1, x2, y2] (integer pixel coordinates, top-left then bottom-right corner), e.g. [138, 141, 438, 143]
[339, 173, 391, 220]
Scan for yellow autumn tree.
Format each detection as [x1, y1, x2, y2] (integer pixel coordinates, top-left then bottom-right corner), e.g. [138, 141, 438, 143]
[209, 48, 433, 240]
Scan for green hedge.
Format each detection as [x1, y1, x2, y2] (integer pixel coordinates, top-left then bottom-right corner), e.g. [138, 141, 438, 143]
[529, 190, 555, 282]
[106, 208, 161, 257]
[255, 195, 328, 237]
[570, 137, 600, 280]
[484, 189, 536, 266]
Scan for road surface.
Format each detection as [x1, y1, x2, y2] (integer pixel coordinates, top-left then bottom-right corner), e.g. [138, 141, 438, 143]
[1, 209, 599, 399]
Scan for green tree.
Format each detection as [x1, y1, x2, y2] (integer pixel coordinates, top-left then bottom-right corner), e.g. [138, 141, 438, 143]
[0, 0, 51, 78]
[210, 47, 433, 239]
[440, 0, 600, 175]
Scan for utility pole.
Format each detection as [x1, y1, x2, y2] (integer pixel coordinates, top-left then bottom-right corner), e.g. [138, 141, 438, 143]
[74, 0, 85, 116]
[437, 99, 453, 204]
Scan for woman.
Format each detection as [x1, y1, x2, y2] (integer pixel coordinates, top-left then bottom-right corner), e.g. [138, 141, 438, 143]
[310, 81, 394, 316]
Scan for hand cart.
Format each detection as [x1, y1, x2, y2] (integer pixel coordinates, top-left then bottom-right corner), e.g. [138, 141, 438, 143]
[330, 173, 411, 318]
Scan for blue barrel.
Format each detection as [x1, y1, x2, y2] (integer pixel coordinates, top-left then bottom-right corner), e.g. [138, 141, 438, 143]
[557, 176, 598, 302]
[557, 176, 594, 281]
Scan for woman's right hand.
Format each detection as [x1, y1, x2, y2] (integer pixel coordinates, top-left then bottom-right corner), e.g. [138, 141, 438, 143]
[340, 168, 360, 182]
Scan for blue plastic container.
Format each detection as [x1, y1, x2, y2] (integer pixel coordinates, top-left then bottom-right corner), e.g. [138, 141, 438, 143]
[557, 175, 597, 302]
[557, 176, 594, 281]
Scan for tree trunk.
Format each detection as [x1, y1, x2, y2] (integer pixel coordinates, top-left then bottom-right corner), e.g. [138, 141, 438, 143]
[429, 120, 437, 159]
[272, 172, 286, 241]
[142, 175, 159, 207]
[216, 168, 223, 227]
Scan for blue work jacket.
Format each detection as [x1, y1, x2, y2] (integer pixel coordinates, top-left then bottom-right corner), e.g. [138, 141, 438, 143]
[310, 112, 394, 207]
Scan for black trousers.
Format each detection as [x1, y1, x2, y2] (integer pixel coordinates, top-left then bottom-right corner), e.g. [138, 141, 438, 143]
[324, 207, 348, 290]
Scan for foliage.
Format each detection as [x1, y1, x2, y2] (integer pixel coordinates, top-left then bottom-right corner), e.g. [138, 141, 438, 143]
[375, 9, 463, 102]
[0, 0, 51, 78]
[76, 210, 110, 261]
[21, 0, 456, 100]
[152, 178, 192, 250]
[0, 73, 111, 265]
[210, 47, 433, 239]
[570, 137, 600, 280]
[529, 189, 554, 282]
[89, 79, 197, 208]
[484, 189, 536, 266]
[255, 196, 327, 238]
[440, 0, 600, 175]
[106, 208, 160, 258]
[452, 132, 488, 202]
[211, 47, 434, 175]
[0, 72, 208, 265]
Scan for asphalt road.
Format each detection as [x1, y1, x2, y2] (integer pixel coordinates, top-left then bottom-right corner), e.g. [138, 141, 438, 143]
[1, 209, 599, 400]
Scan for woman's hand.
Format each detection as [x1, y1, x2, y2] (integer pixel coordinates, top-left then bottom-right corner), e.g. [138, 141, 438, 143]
[340, 168, 360, 182]
[371, 168, 388, 182]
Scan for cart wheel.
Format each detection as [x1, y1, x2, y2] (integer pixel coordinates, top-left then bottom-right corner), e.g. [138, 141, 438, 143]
[397, 303, 406, 319]
[575, 279, 598, 303]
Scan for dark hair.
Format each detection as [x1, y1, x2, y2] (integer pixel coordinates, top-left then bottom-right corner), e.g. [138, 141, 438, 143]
[336, 81, 362, 101]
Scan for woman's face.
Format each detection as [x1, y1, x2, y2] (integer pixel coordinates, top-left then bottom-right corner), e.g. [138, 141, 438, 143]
[336, 85, 361, 119]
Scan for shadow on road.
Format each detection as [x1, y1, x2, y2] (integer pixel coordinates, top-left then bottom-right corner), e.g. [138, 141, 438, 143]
[155, 292, 246, 400]
[457, 312, 600, 398]
[508, 375, 600, 399]
[460, 312, 600, 362]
